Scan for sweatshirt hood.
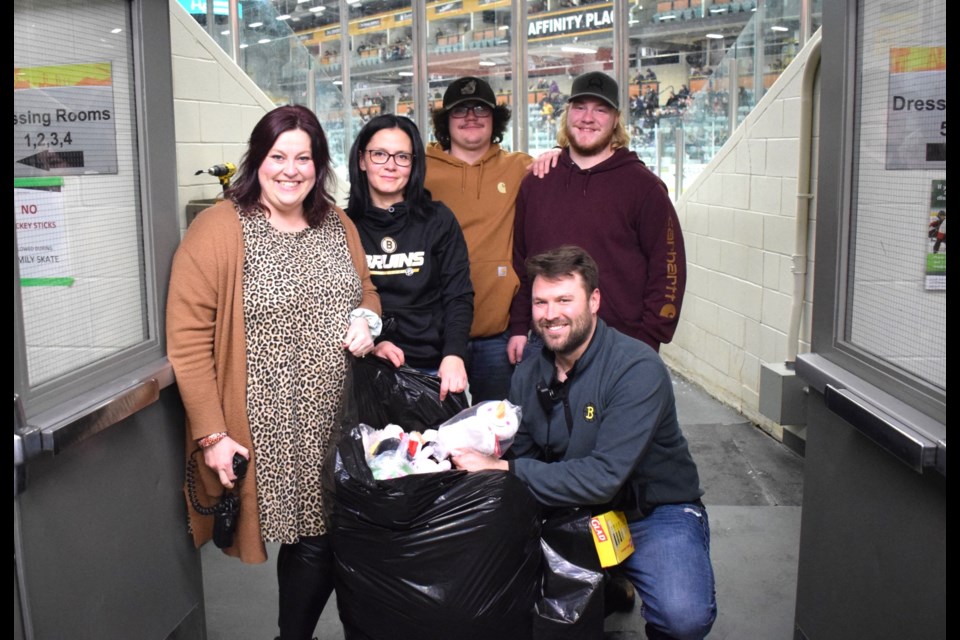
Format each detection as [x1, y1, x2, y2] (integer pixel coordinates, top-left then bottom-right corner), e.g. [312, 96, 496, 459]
[426, 142, 503, 200]
[557, 147, 648, 194]
[361, 201, 410, 233]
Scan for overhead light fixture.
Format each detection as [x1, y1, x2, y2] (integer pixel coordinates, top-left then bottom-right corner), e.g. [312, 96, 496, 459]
[660, 14, 676, 20]
[221, 29, 231, 35]
[709, 7, 726, 13]
[258, 38, 271, 44]
[399, 71, 414, 77]
[239, 43, 249, 48]
[479, 60, 496, 67]
[110, 28, 122, 34]
[333, 79, 343, 85]
[706, 33, 724, 39]
[561, 45, 597, 54]
[297, 0, 311, 4]
[498, 25, 509, 31]
[309, 5, 325, 12]
[277, 14, 291, 21]
[771, 25, 789, 32]
[249, 21, 263, 28]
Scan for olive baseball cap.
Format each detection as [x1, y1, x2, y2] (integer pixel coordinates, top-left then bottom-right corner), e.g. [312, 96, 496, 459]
[442, 77, 497, 111]
[568, 71, 620, 110]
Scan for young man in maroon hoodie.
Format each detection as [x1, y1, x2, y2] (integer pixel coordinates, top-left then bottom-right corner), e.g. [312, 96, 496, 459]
[507, 71, 686, 363]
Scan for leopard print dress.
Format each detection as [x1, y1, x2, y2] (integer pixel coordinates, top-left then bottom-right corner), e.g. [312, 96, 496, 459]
[241, 208, 361, 543]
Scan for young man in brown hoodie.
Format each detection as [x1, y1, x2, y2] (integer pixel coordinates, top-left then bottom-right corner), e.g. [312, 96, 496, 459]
[425, 76, 556, 402]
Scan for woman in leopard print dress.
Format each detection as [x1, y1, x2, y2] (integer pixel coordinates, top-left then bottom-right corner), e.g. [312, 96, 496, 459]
[167, 106, 381, 640]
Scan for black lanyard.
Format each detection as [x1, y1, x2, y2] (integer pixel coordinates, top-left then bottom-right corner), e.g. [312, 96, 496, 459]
[535, 363, 577, 462]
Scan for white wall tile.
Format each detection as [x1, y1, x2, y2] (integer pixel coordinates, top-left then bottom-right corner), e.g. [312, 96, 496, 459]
[708, 206, 737, 242]
[717, 306, 746, 348]
[169, 28, 214, 61]
[759, 324, 787, 364]
[751, 175, 782, 214]
[684, 202, 710, 235]
[733, 210, 765, 249]
[198, 103, 247, 143]
[696, 236, 722, 270]
[763, 213, 796, 254]
[173, 100, 201, 142]
[779, 177, 799, 216]
[765, 138, 799, 178]
[763, 251, 781, 290]
[172, 57, 220, 102]
[751, 100, 783, 139]
[721, 173, 751, 209]
[761, 289, 793, 333]
[740, 352, 760, 388]
[748, 139, 767, 174]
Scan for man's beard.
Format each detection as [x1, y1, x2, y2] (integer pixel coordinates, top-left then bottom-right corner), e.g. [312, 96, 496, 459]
[535, 310, 594, 357]
[567, 124, 615, 157]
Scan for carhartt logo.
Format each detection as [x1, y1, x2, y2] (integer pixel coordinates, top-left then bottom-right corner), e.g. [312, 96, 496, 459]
[461, 80, 477, 96]
[659, 304, 677, 319]
[497, 182, 507, 193]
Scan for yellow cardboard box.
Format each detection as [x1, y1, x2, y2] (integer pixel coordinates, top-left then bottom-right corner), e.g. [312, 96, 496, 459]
[590, 510, 635, 567]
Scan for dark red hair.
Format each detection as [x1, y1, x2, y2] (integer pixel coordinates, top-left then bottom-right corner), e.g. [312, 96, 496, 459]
[226, 105, 335, 227]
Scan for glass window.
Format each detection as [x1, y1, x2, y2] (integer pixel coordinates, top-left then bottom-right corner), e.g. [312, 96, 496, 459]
[15, 0, 147, 387]
[345, 1, 414, 133]
[14, 0, 178, 420]
[426, 0, 513, 148]
[525, 0, 615, 155]
[844, 0, 946, 390]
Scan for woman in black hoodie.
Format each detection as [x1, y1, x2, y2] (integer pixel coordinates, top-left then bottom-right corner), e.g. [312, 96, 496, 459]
[347, 115, 474, 401]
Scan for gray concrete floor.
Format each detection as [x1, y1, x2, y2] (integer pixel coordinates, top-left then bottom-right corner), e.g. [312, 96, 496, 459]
[201, 373, 804, 639]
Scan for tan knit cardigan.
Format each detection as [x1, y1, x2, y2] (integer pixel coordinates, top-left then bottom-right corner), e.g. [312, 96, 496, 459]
[166, 200, 379, 563]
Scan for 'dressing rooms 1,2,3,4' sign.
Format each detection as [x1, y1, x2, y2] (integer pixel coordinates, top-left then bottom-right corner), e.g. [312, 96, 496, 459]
[886, 47, 946, 170]
[14, 62, 119, 177]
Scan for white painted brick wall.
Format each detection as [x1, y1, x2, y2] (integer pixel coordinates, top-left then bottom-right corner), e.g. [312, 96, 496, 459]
[169, 0, 274, 232]
[663, 31, 822, 437]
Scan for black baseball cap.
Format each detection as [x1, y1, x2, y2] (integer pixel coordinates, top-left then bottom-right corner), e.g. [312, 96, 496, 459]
[568, 71, 620, 110]
[442, 77, 497, 111]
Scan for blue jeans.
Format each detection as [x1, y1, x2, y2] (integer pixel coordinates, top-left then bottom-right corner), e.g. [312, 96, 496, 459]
[464, 332, 515, 403]
[621, 503, 717, 640]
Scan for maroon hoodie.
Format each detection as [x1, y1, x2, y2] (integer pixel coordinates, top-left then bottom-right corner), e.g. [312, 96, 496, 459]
[509, 147, 685, 351]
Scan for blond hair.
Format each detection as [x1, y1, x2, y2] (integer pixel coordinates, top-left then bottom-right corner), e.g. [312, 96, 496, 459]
[555, 106, 631, 150]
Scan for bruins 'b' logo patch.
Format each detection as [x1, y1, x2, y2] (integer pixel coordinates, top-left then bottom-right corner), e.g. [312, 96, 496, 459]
[583, 403, 597, 422]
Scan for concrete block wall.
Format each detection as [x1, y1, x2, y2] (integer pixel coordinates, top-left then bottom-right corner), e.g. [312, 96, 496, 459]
[662, 32, 821, 439]
[168, 0, 275, 233]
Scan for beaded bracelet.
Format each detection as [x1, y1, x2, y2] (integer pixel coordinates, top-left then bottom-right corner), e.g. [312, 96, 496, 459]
[197, 432, 228, 449]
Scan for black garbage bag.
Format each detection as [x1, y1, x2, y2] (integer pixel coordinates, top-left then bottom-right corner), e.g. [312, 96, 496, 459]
[352, 357, 468, 431]
[533, 509, 605, 640]
[328, 426, 543, 640]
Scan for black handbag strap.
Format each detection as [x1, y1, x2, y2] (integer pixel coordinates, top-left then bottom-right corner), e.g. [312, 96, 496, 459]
[185, 448, 234, 516]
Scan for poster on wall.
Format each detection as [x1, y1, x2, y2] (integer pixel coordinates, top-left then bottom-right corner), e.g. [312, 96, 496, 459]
[14, 177, 73, 287]
[925, 179, 946, 290]
[14, 62, 119, 177]
[885, 46, 946, 170]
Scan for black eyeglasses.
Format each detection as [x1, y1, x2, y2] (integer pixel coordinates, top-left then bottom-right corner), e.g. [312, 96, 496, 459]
[364, 149, 414, 167]
[449, 104, 493, 119]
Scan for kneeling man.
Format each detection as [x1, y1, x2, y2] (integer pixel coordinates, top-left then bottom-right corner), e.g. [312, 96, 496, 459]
[454, 245, 716, 640]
